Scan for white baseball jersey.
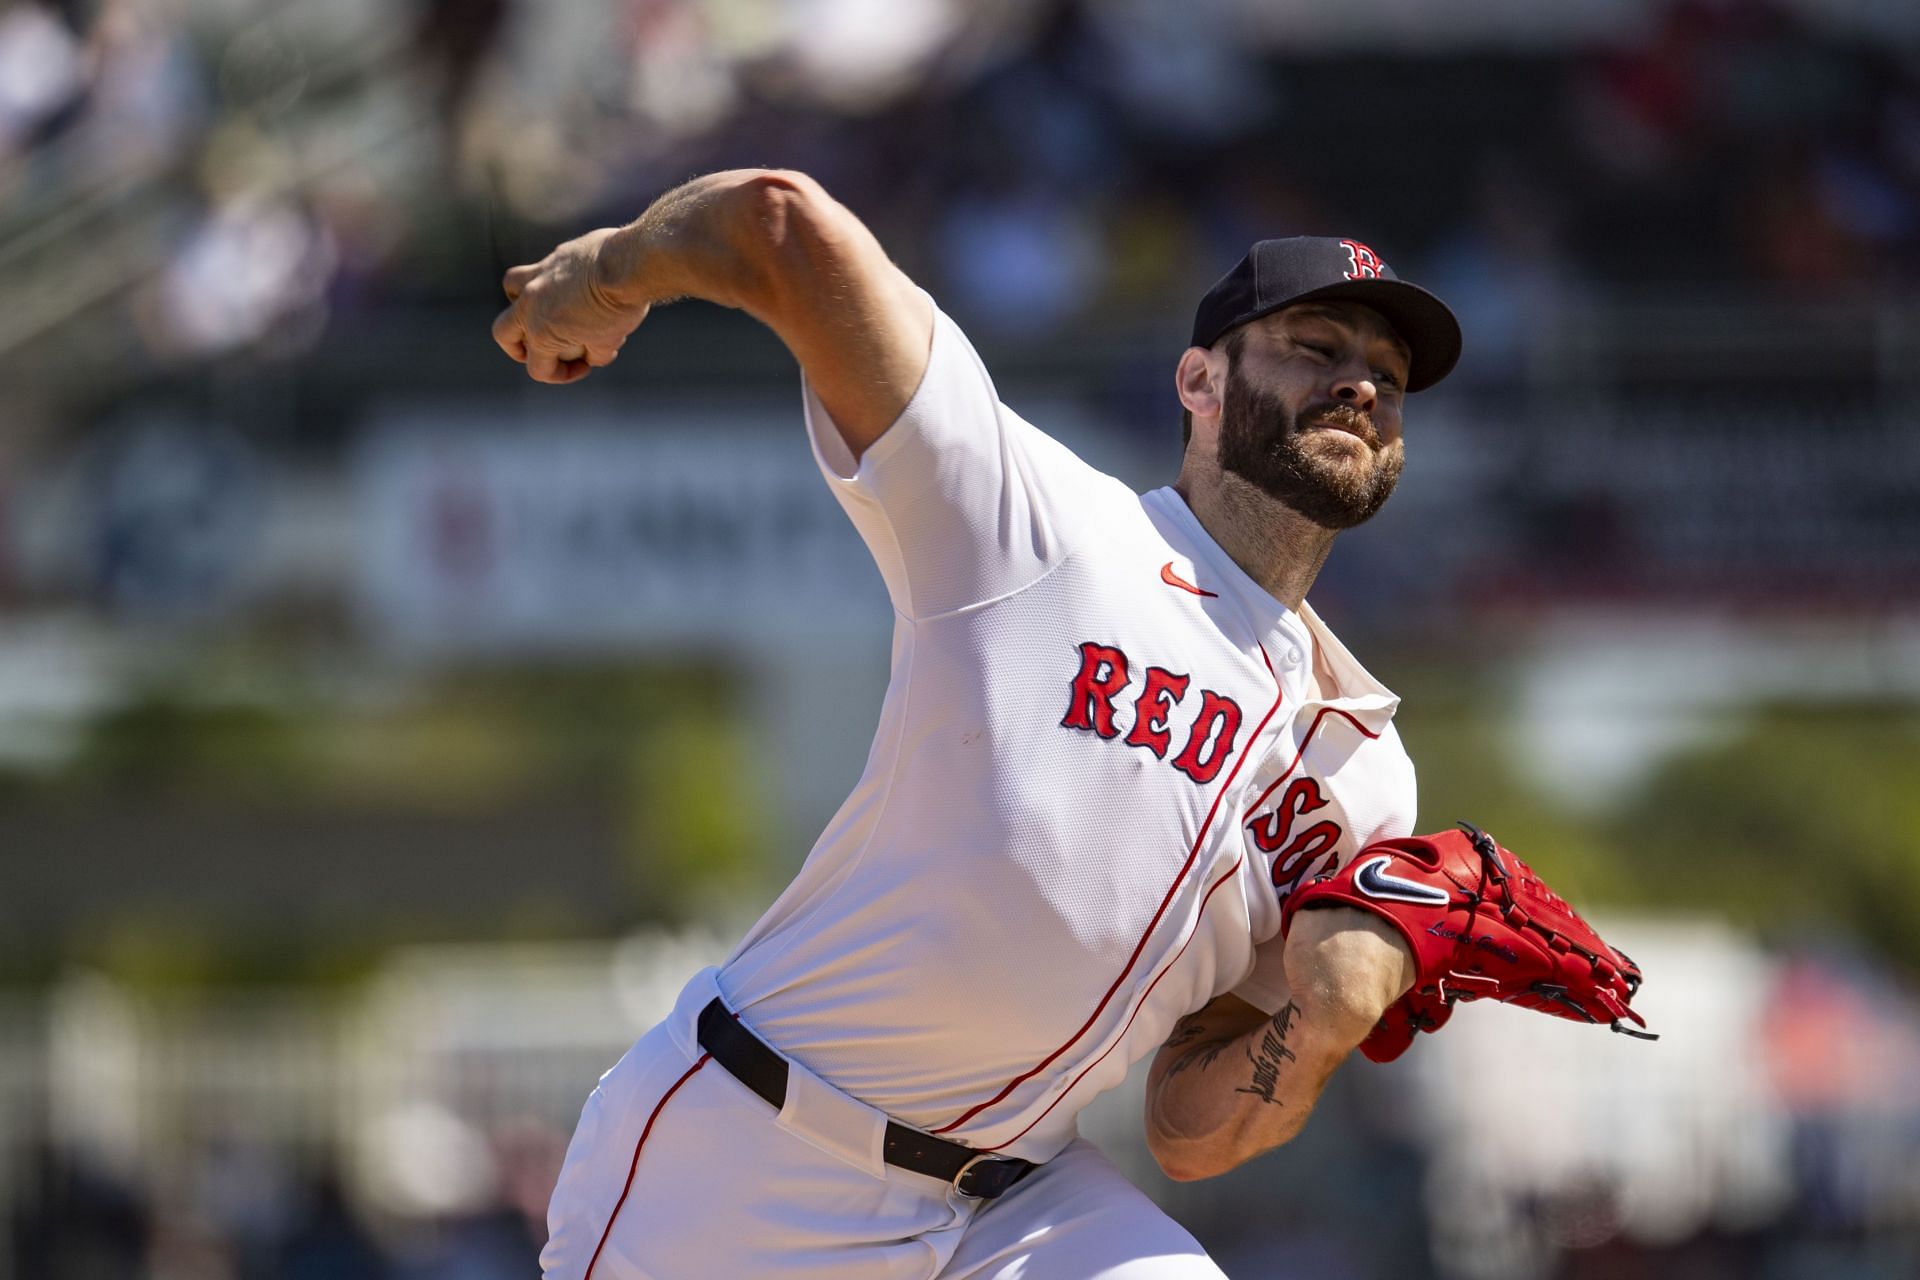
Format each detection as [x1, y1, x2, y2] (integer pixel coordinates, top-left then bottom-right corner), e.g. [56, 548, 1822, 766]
[714, 296, 1416, 1163]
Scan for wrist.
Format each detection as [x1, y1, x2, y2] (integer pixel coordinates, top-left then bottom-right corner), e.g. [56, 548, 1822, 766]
[1288, 983, 1389, 1054]
[1283, 907, 1417, 1048]
[591, 224, 651, 309]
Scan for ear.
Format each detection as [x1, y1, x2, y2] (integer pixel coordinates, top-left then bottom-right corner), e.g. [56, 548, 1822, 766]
[1175, 347, 1224, 421]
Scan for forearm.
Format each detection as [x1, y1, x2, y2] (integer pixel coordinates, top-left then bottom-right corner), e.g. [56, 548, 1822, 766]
[593, 169, 819, 317]
[1145, 999, 1350, 1181]
[494, 167, 926, 443]
[1144, 909, 1415, 1181]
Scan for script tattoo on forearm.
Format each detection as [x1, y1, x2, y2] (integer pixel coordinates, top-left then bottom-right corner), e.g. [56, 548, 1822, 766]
[1235, 1001, 1300, 1106]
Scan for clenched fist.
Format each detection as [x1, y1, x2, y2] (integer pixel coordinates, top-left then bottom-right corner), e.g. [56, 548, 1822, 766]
[491, 227, 651, 384]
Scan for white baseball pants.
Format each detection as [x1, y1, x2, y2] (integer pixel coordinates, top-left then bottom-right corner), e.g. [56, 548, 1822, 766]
[540, 967, 1228, 1280]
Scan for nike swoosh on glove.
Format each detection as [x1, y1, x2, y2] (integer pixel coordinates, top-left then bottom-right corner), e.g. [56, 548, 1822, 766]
[1280, 823, 1656, 1062]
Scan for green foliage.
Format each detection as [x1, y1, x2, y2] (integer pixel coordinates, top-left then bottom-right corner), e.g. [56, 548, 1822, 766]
[1393, 686, 1630, 906]
[1399, 685, 1920, 977]
[1611, 708, 1920, 975]
[624, 708, 770, 921]
[68, 694, 307, 797]
[1, 661, 777, 981]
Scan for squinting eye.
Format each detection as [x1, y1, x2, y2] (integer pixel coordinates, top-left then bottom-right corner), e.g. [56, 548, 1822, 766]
[1375, 371, 1403, 389]
[1300, 342, 1334, 358]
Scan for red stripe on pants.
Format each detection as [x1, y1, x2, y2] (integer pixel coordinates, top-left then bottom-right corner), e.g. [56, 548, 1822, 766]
[583, 1053, 711, 1280]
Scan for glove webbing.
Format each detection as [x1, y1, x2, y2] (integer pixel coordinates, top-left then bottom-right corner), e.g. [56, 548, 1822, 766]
[1453, 822, 1658, 1042]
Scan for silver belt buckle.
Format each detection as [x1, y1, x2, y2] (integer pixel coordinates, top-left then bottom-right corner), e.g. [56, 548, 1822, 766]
[953, 1151, 999, 1199]
[952, 1150, 1029, 1199]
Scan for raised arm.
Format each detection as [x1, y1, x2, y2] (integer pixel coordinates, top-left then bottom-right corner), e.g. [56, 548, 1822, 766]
[1144, 907, 1414, 1181]
[491, 169, 930, 462]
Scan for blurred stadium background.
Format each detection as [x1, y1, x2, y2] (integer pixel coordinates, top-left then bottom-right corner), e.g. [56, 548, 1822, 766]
[1, 0, 1918, 1276]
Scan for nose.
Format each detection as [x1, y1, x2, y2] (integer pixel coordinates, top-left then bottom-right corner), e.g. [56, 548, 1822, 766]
[1331, 367, 1378, 414]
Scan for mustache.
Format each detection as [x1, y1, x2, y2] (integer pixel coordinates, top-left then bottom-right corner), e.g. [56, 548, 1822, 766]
[1296, 401, 1379, 447]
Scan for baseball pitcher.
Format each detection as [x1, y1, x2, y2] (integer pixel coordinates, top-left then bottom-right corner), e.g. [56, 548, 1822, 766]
[491, 170, 1647, 1279]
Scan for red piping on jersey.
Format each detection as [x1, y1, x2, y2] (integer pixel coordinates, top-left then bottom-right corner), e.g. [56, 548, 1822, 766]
[1241, 706, 1378, 815]
[931, 646, 1285, 1137]
[987, 854, 1246, 1151]
[583, 1054, 710, 1280]
[984, 707, 1383, 1150]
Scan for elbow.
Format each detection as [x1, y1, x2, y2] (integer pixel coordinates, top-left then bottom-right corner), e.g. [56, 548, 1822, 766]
[1146, 1131, 1262, 1183]
[1144, 1099, 1231, 1182]
[728, 170, 844, 312]
[1151, 1144, 1230, 1184]
[739, 169, 827, 236]
[1145, 1113, 1308, 1183]
[1142, 1122, 1270, 1184]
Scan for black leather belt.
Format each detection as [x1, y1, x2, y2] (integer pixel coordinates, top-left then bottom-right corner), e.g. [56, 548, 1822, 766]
[696, 997, 1036, 1200]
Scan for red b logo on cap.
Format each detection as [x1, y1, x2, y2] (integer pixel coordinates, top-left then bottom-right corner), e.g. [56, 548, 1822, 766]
[1341, 240, 1386, 280]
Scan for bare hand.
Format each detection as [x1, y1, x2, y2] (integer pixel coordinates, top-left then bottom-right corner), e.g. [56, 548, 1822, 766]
[1282, 906, 1416, 1051]
[491, 227, 650, 384]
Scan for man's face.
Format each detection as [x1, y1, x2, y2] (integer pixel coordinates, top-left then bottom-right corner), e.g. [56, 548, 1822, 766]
[1214, 302, 1411, 530]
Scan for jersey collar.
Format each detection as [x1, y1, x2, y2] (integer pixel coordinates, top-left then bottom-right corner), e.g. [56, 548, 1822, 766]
[1141, 487, 1399, 715]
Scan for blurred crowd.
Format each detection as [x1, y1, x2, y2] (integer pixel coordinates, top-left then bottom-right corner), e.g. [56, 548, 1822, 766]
[16, 1134, 556, 1279]
[1, 0, 1917, 375]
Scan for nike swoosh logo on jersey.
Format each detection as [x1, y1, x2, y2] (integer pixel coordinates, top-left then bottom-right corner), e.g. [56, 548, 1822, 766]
[1160, 562, 1219, 598]
[1353, 856, 1451, 906]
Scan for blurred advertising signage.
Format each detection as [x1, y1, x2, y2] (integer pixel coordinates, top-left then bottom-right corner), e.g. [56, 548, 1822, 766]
[353, 410, 889, 655]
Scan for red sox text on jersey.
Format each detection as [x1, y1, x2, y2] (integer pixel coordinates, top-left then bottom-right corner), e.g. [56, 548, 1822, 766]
[1058, 640, 1347, 900]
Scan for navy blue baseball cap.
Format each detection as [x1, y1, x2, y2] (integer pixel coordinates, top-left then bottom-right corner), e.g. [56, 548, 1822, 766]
[1191, 237, 1462, 391]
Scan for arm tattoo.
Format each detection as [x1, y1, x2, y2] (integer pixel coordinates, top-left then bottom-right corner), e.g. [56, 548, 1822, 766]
[1235, 1001, 1300, 1106]
[1163, 1019, 1210, 1050]
[1163, 1018, 1237, 1080]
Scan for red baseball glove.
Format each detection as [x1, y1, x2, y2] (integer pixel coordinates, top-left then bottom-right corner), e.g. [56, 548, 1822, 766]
[1280, 823, 1655, 1063]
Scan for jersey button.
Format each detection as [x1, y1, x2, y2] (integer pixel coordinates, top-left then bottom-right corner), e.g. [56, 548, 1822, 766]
[1284, 646, 1304, 666]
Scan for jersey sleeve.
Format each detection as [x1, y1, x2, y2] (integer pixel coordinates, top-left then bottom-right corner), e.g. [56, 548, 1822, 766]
[802, 295, 1110, 620]
[1230, 726, 1419, 1016]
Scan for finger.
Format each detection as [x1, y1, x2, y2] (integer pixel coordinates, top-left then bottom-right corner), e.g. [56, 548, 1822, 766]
[502, 263, 538, 301]
[553, 343, 591, 382]
[491, 307, 528, 362]
[527, 348, 565, 383]
[585, 342, 623, 368]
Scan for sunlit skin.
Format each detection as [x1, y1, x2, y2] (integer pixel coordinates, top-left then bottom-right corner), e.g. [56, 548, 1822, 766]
[1173, 301, 1413, 613]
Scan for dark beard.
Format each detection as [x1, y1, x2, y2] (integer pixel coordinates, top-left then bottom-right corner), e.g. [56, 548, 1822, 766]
[1216, 365, 1405, 530]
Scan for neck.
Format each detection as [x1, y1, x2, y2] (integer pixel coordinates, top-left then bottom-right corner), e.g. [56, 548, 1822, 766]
[1173, 462, 1337, 613]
